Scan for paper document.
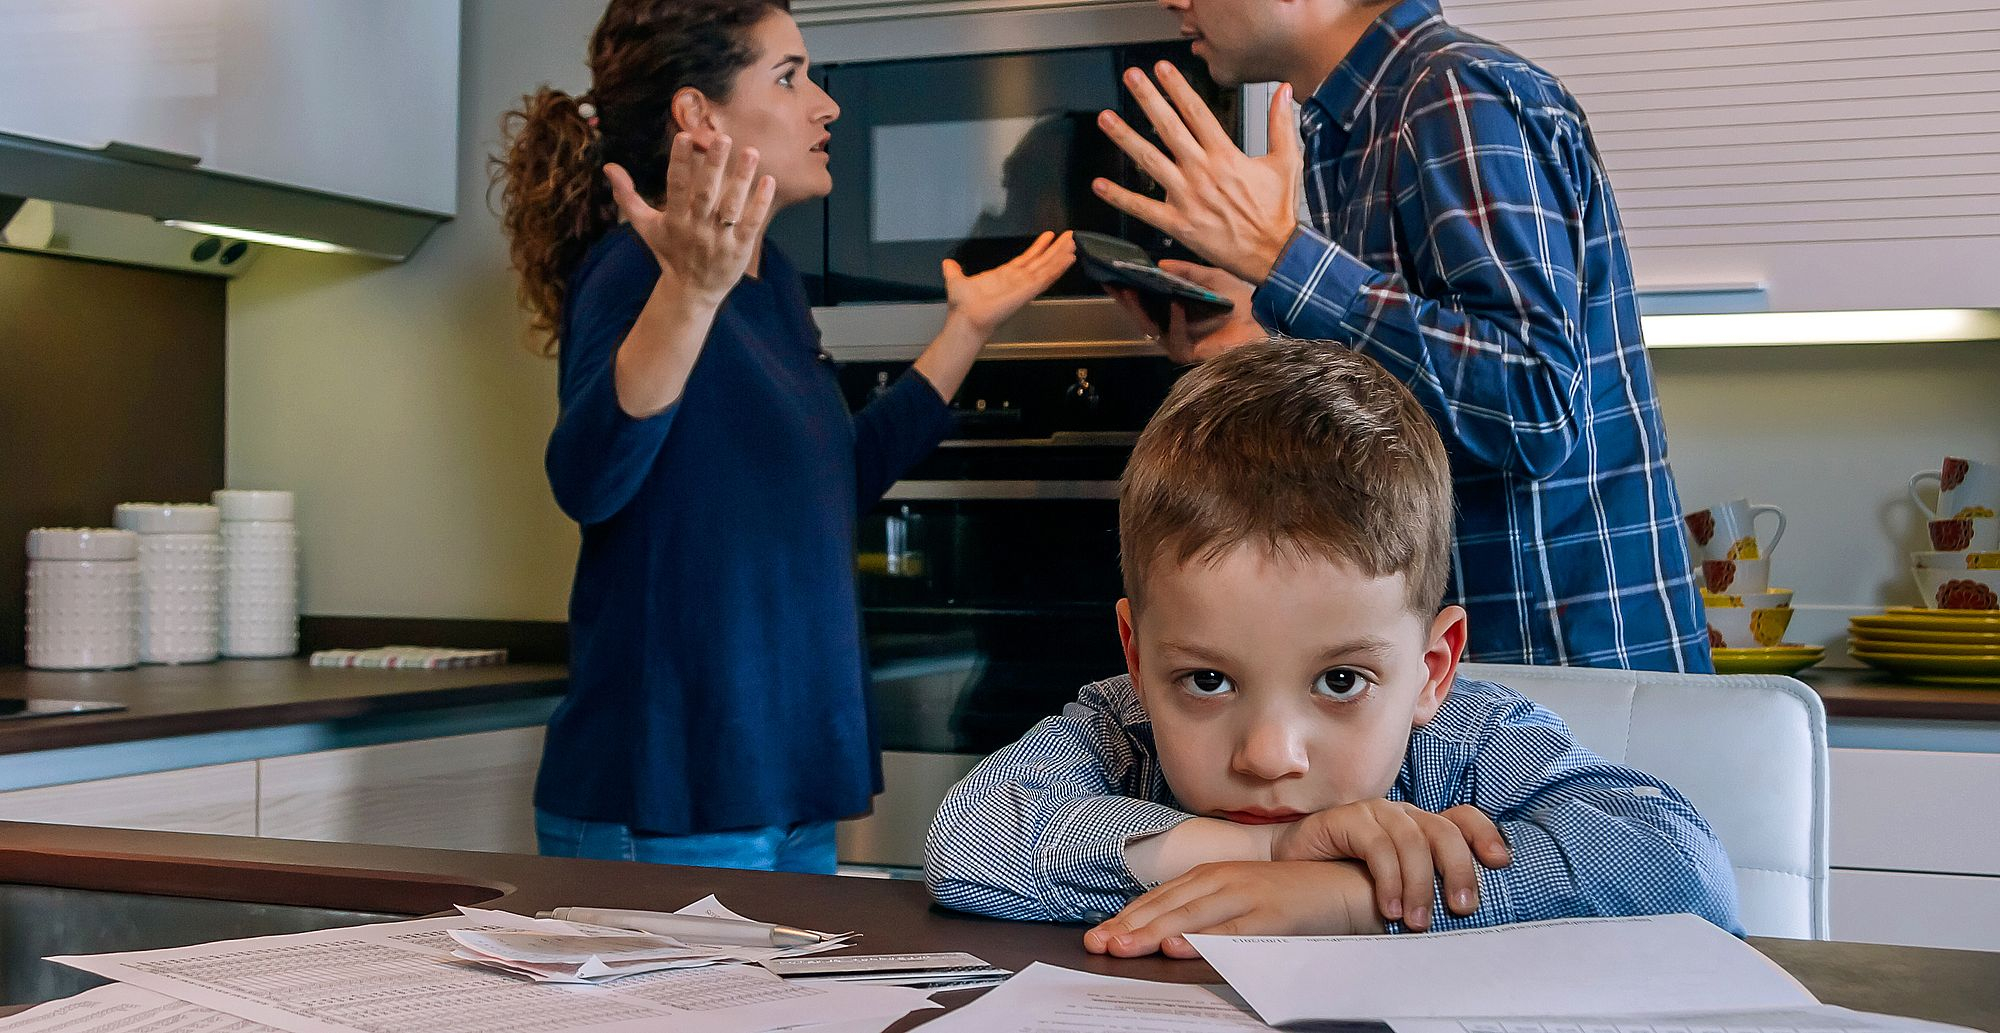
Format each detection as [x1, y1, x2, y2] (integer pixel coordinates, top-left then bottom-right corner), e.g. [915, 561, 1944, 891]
[49, 915, 931, 1033]
[915, 962, 1267, 1033]
[1188, 914, 1816, 1024]
[0, 982, 278, 1032]
[1388, 1005, 1985, 1033]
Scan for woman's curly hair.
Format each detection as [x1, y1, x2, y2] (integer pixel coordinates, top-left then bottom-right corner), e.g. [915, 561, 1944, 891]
[490, 0, 789, 354]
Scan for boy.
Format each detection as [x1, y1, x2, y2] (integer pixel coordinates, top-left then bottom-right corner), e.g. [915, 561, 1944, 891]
[923, 339, 1740, 957]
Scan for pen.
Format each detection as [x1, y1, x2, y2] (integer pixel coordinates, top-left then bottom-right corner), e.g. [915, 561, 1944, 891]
[536, 906, 827, 948]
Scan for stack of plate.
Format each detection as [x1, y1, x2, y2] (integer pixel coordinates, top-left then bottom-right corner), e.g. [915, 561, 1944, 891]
[1847, 608, 2000, 686]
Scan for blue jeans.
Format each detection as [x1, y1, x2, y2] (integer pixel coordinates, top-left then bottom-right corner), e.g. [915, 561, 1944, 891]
[535, 809, 838, 874]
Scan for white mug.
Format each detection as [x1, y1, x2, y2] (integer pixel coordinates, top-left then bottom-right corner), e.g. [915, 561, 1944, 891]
[1685, 499, 1785, 562]
[1910, 456, 2000, 521]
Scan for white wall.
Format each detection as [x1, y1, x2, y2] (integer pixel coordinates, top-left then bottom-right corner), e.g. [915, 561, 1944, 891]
[1652, 344, 2000, 618]
[225, 0, 2000, 633]
[226, 0, 601, 621]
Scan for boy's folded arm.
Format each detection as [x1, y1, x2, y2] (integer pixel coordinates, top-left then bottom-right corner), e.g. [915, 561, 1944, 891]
[923, 680, 1200, 923]
[1424, 708, 1744, 935]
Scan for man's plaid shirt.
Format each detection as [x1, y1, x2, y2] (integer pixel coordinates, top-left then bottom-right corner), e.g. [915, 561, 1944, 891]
[1250, 0, 1709, 671]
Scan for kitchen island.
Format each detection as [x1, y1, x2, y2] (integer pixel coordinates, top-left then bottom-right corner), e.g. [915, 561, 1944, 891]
[0, 820, 1994, 1029]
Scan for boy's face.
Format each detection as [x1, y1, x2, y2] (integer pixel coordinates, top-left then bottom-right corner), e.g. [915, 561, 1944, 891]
[1118, 544, 1466, 823]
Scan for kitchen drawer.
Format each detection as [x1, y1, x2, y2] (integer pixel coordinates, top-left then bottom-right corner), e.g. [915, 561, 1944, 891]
[1830, 748, 2000, 876]
[257, 726, 542, 853]
[1831, 868, 2000, 952]
[0, 762, 257, 837]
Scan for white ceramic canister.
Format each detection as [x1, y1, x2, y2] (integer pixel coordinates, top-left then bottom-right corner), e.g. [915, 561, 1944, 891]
[114, 502, 223, 664]
[213, 490, 298, 658]
[25, 528, 140, 670]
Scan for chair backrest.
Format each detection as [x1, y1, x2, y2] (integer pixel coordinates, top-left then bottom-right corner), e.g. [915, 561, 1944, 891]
[1457, 662, 1830, 940]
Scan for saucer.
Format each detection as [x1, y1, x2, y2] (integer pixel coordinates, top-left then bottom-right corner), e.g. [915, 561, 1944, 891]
[1711, 645, 1824, 676]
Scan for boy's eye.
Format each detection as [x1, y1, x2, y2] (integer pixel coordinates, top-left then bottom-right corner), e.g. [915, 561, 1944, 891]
[1179, 670, 1234, 697]
[1313, 668, 1370, 701]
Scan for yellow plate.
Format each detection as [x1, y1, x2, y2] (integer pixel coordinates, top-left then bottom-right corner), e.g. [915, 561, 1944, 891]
[1851, 611, 2000, 634]
[1846, 625, 2000, 646]
[1846, 638, 2000, 657]
[1895, 674, 2000, 688]
[1711, 647, 1824, 676]
[1850, 648, 2000, 676]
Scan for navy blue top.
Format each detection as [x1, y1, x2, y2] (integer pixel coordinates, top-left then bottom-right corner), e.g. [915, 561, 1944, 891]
[536, 226, 954, 835]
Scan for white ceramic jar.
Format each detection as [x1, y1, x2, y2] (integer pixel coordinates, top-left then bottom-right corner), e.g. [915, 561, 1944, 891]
[213, 490, 298, 659]
[114, 502, 223, 664]
[25, 528, 139, 670]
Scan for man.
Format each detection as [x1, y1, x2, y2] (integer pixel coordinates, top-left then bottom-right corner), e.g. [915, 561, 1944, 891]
[1092, 0, 1709, 672]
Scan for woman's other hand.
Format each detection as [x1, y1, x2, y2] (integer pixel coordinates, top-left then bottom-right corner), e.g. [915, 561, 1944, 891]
[605, 132, 778, 304]
[942, 231, 1078, 340]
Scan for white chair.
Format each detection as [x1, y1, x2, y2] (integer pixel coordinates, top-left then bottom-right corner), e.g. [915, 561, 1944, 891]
[1458, 662, 1830, 940]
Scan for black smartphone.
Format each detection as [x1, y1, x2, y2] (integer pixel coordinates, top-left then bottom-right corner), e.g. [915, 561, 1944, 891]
[1073, 231, 1233, 330]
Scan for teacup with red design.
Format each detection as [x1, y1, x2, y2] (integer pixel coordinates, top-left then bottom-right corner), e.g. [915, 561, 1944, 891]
[1684, 499, 1785, 563]
[1703, 557, 1771, 595]
[1910, 567, 2000, 611]
[1910, 456, 2000, 521]
[1706, 606, 1794, 649]
[1928, 516, 1999, 552]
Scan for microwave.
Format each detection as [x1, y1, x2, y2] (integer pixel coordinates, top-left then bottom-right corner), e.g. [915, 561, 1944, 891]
[767, 39, 1243, 310]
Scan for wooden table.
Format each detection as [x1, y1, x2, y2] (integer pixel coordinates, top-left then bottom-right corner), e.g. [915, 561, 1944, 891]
[0, 822, 1993, 1030]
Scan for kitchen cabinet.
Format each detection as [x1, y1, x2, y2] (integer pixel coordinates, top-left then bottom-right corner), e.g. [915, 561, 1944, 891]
[0, 0, 458, 215]
[257, 726, 543, 854]
[1828, 747, 2000, 951]
[0, 761, 257, 837]
[1448, 0, 2000, 311]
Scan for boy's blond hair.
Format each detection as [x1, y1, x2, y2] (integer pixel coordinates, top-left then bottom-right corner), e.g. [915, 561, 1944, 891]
[1120, 338, 1454, 613]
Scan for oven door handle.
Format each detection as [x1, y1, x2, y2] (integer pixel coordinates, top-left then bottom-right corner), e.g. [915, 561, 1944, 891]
[882, 480, 1121, 501]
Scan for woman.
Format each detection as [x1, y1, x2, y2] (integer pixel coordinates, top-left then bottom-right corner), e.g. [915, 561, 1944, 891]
[493, 0, 1074, 873]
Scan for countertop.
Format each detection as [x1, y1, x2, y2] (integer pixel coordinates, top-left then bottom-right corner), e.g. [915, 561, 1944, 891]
[0, 821, 1994, 1030]
[0, 661, 568, 755]
[0, 659, 1992, 761]
[1797, 667, 2000, 722]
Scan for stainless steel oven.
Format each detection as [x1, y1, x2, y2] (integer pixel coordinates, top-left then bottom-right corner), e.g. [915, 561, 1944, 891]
[834, 353, 1185, 870]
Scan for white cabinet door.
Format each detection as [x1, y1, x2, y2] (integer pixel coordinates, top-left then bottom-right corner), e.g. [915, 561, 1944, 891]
[0, 762, 258, 836]
[1449, 0, 2000, 311]
[1830, 748, 2000, 877]
[1831, 869, 2000, 952]
[257, 726, 544, 854]
[0, 0, 458, 214]
[207, 1, 458, 213]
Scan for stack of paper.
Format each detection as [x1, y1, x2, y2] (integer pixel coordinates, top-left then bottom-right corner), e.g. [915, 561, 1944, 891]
[447, 928, 730, 983]
[30, 899, 928, 1033]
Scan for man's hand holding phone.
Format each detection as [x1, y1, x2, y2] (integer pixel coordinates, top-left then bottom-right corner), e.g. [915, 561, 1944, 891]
[1104, 260, 1264, 363]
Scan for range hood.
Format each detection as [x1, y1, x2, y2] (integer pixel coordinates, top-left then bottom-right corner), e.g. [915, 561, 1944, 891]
[0, 132, 448, 276]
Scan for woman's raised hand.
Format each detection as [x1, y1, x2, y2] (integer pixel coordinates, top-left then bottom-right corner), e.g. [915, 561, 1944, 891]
[942, 231, 1078, 339]
[605, 133, 778, 303]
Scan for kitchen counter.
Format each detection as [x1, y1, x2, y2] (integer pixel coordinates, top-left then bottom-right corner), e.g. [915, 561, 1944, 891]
[1799, 667, 2000, 722]
[0, 659, 1993, 764]
[0, 821, 1994, 1029]
[0, 660, 567, 755]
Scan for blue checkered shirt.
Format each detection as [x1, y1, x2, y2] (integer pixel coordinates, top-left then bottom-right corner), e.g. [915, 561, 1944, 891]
[1250, 0, 1708, 671]
[924, 674, 1742, 936]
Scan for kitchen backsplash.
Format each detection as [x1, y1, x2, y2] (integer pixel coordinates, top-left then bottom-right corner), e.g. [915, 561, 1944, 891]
[0, 249, 225, 664]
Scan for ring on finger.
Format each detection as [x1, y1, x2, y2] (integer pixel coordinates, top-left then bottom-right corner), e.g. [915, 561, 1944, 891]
[717, 211, 740, 228]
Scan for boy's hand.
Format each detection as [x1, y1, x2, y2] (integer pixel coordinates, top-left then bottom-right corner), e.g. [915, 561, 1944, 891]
[1084, 860, 1383, 958]
[1270, 802, 1511, 931]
